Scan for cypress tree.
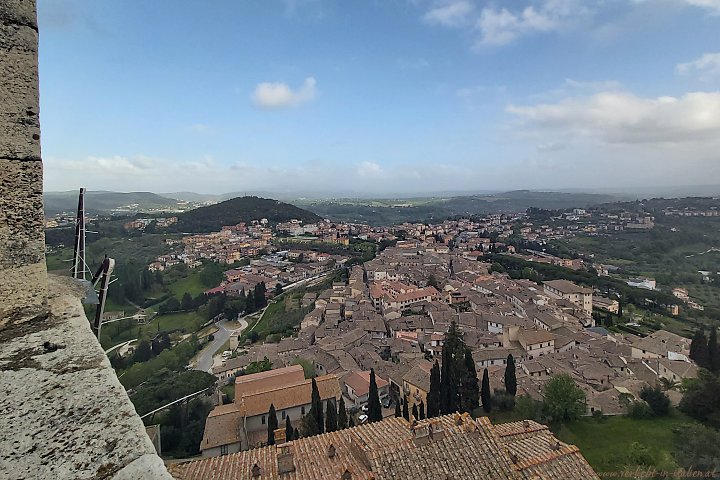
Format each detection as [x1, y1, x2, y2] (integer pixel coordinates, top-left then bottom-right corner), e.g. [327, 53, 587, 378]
[293, 429, 300, 440]
[419, 401, 425, 419]
[427, 360, 441, 418]
[394, 400, 401, 418]
[285, 416, 293, 442]
[709, 329, 720, 372]
[349, 416, 355, 427]
[460, 349, 479, 413]
[481, 368, 492, 413]
[267, 404, 278, 445]
[505, 354, 517, 396]
[690, 329, 709, 368]
[402, 398, 410, 421]
[367, 368, 383, 422]
[325, 399, 338, 432]
[337, 397, 348, 430]
[440, 345, 453, 413]
[310, 378, 324, 434]
[412, 403, 419, 420]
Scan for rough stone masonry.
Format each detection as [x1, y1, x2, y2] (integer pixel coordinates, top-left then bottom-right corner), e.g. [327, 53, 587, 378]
[0, 0, 48, 328]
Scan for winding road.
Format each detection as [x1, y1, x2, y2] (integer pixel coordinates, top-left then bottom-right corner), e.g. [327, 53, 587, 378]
[193, 318, 248, 373]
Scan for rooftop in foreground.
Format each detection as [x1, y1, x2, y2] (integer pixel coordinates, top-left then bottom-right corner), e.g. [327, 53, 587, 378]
[169, 413, 599, 480]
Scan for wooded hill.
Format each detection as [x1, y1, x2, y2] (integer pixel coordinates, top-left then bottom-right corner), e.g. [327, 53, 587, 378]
[171, 196, 322, 233]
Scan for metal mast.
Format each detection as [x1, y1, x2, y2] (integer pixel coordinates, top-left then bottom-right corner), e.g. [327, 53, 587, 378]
[71, 188, 86, 279]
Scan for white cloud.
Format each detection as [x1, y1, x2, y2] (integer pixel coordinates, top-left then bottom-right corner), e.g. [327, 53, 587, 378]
[423, 1, 475, 27]
[357, 161, 383, 176]
[187, 123, 210, 133]
[252, 77, 317, 109]
[683, 0, 720, 13]
[507, 90, 720, 144]
[677, 52, 720, 81]
[476, 0, 588, 47]
[421, 0, 589, 48]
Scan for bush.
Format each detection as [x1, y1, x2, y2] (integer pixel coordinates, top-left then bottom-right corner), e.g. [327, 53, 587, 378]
[627, 400, 653, 419]
[639, 386, 670, 416]
[492, 391, 516, 412]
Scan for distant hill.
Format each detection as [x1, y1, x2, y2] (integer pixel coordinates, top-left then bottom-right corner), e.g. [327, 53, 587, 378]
[300, 190, 620, 225]
[172, 196, 323, 233]
[44, 191, 182, 216]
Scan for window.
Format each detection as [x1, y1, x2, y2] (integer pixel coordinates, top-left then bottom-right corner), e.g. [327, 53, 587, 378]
[282, 410, 286, 420]
[220, 445, 228, 456]
[261, 415, 266, 425]
[301, 406, 306, 415]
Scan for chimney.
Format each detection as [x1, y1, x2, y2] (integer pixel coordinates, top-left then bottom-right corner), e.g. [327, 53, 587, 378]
[342, 469, 352, 480]
[412, 425, 431, 447]
[522, 420, 530, 429]
[328, 444, 336, 458]
[251, 463, 261, 477]
[276, 445, 295, 475]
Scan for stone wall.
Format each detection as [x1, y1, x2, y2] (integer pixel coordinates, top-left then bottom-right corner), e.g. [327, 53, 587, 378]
[0, 2, 172, 478]
[0, 0, 47, 327]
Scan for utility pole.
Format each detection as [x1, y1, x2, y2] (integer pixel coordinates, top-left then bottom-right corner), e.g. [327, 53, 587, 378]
[71, 188, 86, 279]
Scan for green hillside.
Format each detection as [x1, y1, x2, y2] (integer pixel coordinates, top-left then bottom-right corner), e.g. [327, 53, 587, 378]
[172, 196, 322, 233]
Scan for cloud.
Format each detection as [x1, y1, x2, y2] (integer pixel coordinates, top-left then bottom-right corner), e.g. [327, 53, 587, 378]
[475, 0, 589, 47]
[507, 90, 720, 144]
[187, 123, 210, 133]
[357, 161, 383, 176]
[682, 0, 720, 13]
[677, 52, 720, 81]
[421, 0, 590, 48]
[423, 1, 475, 27]
[251, 77, 317, 109]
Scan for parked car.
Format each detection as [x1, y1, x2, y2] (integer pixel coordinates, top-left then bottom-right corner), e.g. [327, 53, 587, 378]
[358, 414, 368, 424]
[381, 397, 392, 408]
[361, 404, 369, 412]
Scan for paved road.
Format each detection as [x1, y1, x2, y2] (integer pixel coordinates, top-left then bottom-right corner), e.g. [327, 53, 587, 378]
[192, 270, 335, 373]
[193, 318, 248, 373]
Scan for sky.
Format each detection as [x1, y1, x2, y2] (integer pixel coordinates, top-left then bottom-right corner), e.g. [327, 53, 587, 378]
[38, 0, 720, 196]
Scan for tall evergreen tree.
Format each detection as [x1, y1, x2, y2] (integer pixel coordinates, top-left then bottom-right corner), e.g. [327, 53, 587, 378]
[285, 416, 293, 442]
[337, 397, 348, 430]
[419, 401, 425, 420]
[690, 329, 709, 368]
[349, 416, 355, 428]
[325, 400, 338, 432]
[427, 360, 441, 418]
[310, 377, 324, 434]
[481, 368, 492, 413]
[367, 368, 383, 422]
[267, 404, 278, 445]
[505, 354, 517, 396]
[440, 321, 466, 413]
[394, 401, 401, 418]
[402, 398, 410, 421]
[460, 349, 479, 413]
[709, 329, 720, 373]
[412, 403, 419, 420]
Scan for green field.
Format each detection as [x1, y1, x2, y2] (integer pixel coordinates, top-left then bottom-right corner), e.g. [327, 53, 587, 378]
[555, 412, 696, 476]
[166, 268, 208, 298]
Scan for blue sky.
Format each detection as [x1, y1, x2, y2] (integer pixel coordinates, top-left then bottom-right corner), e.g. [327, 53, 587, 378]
[38, 0, 720, 196]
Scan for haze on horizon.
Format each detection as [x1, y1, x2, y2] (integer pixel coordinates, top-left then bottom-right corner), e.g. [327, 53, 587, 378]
[39, 0, 720, 195]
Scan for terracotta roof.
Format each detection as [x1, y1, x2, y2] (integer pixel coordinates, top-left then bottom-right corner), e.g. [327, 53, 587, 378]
[544, 280, 592, 294]
[343, 371, 389, 398]
[172, 414, 598, 480]
[518, 328, 556, 346]
[235, 365, 305, 397]
[237, 374, 341, 417]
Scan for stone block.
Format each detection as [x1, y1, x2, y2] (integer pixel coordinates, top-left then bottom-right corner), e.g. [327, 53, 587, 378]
[0, 22, 41, 160]
[0, 0, 38, 30]
[0, 276, 173, 480]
